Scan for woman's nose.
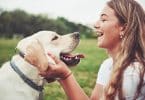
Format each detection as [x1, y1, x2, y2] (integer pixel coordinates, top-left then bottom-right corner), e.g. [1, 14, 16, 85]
[94, 20, 100, 29]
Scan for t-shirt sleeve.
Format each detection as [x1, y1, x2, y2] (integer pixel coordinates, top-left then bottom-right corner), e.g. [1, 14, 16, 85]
[96, 58, 113, 86]
[96, 62, 107, 85]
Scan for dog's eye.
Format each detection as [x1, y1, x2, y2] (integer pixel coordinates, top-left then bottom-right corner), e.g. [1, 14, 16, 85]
[52, 36, 58, 41]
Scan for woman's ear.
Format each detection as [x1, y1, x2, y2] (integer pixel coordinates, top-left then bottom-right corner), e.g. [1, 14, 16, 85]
[120, 23, 127, 32]
[119, 23, 127, 39]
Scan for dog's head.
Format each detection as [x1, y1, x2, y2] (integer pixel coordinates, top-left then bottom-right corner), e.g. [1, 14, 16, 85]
[16, 31, 84, 66]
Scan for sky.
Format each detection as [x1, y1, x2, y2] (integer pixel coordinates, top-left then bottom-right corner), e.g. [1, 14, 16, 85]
[0, 0, 145, 26]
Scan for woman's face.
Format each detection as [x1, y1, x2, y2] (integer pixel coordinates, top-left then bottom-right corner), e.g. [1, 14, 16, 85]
[95, 5, 123, 51]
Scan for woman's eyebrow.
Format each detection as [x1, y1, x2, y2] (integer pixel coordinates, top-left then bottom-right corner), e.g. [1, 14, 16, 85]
[101, 13, 108, 17]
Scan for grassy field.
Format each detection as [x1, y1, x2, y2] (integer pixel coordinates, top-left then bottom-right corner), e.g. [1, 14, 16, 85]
[0, 38, 107, 100]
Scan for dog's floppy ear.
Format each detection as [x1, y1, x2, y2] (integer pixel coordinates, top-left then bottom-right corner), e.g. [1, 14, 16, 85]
[16, 36, 34, 54]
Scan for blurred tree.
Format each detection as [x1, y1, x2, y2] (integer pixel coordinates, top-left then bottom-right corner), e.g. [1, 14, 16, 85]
[0, 9, 94, 38]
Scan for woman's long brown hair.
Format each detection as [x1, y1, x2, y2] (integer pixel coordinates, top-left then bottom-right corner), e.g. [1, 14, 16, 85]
[104, 0, 145, 99]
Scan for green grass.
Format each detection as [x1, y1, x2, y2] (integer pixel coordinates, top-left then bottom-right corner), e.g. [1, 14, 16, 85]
[0, 38, 20, 66]
[0, 38, 107, 100]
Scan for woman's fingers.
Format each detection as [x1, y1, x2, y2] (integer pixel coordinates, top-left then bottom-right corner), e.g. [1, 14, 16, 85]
[39, 71, 47, 76]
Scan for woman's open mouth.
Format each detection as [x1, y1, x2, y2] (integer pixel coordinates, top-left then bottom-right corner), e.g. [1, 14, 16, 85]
[96, 31, 103, 38]
[60, 53, 84, 67]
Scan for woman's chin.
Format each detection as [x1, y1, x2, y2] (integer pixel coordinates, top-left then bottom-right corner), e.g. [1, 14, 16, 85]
[97, 42, 106, 49]
[97, 42, 103, 47]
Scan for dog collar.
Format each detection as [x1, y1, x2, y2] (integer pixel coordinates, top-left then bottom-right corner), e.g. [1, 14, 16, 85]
[10, 60, 43, 92]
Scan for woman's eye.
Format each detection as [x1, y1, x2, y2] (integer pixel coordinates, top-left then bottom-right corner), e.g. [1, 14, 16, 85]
[101, 19, 106, 22]
[52, 36, 58, 41]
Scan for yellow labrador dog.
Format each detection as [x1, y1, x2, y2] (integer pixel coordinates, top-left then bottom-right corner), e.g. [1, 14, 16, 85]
[0, 31, 84, 100]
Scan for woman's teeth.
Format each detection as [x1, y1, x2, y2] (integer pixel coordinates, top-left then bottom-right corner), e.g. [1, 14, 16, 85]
[96, 32, 103, 38]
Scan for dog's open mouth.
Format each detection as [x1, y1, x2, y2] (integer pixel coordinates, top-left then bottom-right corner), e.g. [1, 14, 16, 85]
[60, 53, 84, 66]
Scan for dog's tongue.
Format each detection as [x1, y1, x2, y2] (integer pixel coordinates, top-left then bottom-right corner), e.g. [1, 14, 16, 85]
[60, 53, 84, 67]
[66, 53, 85, 58]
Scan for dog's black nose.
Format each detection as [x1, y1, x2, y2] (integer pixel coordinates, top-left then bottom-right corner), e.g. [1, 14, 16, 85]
[73, 32, 80, 39]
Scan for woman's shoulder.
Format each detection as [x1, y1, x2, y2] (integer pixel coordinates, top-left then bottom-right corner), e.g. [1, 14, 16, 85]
[97, 57, 113, 73]
[101, 57, 113, 66]
[124, 61, 143, 75]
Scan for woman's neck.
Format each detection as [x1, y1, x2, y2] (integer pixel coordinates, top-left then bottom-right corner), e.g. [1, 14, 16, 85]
[107, 44, 121, 61]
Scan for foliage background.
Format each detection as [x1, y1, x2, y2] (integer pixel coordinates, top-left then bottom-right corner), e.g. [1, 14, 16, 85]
[0, 9, 95, 38]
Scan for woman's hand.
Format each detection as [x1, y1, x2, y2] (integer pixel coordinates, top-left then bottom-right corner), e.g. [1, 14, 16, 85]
[40, 53, 72, 81]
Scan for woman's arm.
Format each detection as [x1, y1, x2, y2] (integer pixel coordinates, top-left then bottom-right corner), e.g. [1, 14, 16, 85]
[59, 74, 89, 100]
[90, 83, 104, 100]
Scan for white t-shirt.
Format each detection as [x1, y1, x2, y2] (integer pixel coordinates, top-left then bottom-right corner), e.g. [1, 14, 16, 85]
[96, 58, 145, 99]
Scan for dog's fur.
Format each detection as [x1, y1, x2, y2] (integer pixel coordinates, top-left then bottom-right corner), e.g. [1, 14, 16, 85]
[0, 31, 80, 100]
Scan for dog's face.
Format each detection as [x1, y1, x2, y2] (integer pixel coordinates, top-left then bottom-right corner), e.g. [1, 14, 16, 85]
[17, 31, 84, 66]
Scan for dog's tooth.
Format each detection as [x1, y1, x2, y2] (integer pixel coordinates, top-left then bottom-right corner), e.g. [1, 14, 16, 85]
[66, 57, 71, 61]
[75, 56, 80, 60]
